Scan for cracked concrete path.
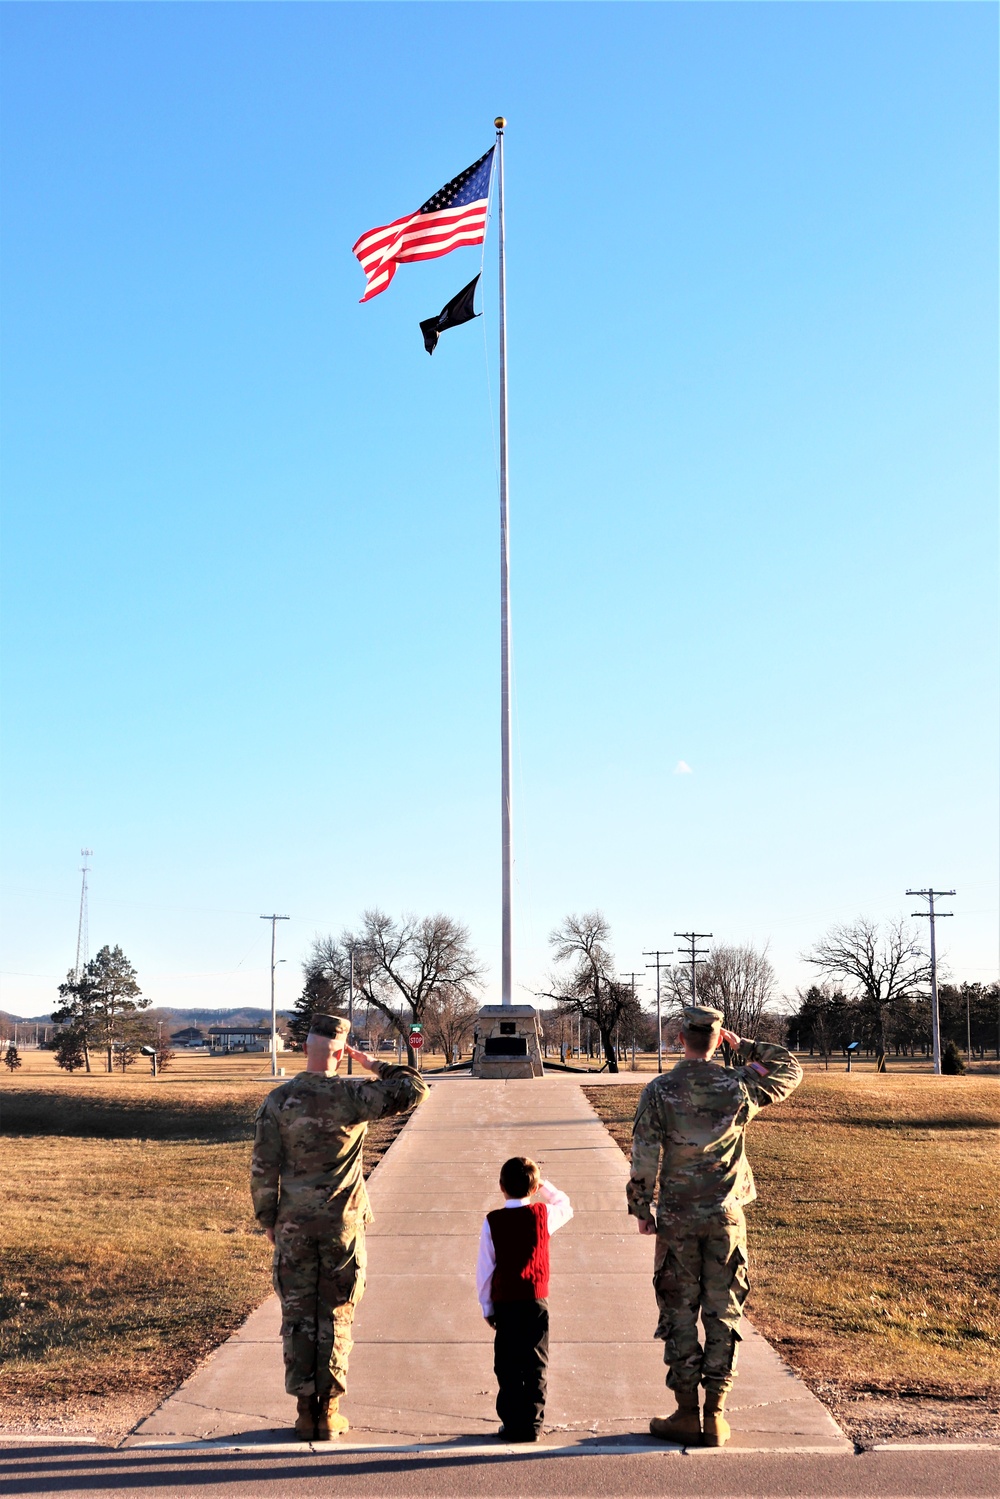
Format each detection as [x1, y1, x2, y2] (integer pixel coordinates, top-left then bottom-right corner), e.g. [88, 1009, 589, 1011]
[130, 1075, 848, 1454]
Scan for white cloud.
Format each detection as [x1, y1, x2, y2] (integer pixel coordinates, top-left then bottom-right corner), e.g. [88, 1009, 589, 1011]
[673, 760, 693, 774]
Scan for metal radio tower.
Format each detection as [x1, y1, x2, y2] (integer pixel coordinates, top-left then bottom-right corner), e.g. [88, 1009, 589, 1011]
[74, 849, 93, 980]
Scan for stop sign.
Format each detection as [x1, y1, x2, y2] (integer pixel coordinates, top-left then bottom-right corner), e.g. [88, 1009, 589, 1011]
[409, 1033, 424, 1049]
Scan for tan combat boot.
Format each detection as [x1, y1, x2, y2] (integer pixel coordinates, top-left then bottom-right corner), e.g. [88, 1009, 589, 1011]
[315, 1394, 350, 1441]
[702, 1389, 731, 1448]
[294, 1395, 316, 1440]
[649, 1388, 701, 1444]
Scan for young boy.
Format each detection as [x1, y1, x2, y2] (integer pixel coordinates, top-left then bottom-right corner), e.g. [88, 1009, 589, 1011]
[476, 1156, 573, 1442]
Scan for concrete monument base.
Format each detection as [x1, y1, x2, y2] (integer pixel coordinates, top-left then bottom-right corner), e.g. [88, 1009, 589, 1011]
[471, 1004, 544, 1078]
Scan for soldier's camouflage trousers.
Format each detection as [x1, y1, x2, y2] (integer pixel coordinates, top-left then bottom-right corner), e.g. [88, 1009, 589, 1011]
[652, 1207, 751, 1396]
[272, 1217, 367, 1399]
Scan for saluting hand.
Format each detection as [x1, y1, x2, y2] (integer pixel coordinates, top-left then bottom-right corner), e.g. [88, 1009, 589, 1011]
[719, 1028, 741, 1050]
[344, 1043, 379, 1073]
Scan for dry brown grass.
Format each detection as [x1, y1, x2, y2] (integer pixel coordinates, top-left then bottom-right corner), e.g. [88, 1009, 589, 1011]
[585, 1072, 1000, 1441]
[0, 1063, 409, 1437]
[5, 1047, 452, 1082]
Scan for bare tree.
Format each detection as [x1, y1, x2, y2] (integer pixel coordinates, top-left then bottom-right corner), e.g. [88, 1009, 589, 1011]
[697, 943, 776, 1039]
[544, 1005, 579, 1062]
[536, 912, 635, 1073]
[660, 963, 695, 1017]
[803, 917, 930, 1071]
[425, 986, 480, 1062]
[306, 910, 484, 1066]
[359, 1001, 393, 1055]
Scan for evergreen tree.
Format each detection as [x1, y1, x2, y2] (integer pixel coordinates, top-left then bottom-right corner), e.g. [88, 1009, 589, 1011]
[54, 971, 98, 1072]
[4, 1043, 21, 1072]
[941, 1039, 966, 1075]
[53, 1027, 88, 1073]
[54, 946, 148, 1072]
[289, 968, 344, 1047]
[115, 1013, 148, 1072]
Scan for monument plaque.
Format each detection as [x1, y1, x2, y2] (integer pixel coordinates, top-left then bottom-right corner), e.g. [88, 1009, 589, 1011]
[471, 1004, 544, 1079]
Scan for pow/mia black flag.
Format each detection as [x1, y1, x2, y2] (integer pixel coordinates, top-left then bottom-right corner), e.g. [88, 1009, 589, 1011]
[420, 275, 481, 354]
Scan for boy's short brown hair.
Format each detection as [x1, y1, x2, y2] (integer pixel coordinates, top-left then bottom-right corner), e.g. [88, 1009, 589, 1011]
[499, 1156, 541, 1198]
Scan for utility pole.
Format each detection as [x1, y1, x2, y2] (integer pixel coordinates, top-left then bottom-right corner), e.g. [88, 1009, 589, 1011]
[674, 932, 712, 1005]
[619, 974, 643, 1067]
[260, 915, 290, 1078]
[906, 888, 954, 1076]
[643, 949, 674, 1073]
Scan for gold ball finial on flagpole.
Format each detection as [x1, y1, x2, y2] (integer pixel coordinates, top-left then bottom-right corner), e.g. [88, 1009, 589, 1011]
[494, 116, 506, 129]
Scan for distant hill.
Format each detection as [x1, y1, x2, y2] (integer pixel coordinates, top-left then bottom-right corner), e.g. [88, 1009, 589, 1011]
[1, 1010, 54, 1028]
[145, 1006, 293, 1029]
[1, 1005, 292, 1031]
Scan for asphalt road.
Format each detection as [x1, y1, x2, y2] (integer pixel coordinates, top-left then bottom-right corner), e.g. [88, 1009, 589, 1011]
[2, 1444, 998, 1499]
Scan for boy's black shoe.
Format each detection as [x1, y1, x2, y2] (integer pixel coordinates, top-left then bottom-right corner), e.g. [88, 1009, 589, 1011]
[497, 1426, 538, 1443]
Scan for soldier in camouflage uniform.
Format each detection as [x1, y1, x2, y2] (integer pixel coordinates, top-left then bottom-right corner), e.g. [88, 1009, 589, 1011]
[627, 1004, 802, 1446]
[251, 1013, 428, 1440]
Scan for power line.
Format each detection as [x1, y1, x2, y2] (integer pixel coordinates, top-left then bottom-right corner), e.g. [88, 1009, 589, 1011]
[906, 888, 954, 1076]
[674, 931, 712, 1005]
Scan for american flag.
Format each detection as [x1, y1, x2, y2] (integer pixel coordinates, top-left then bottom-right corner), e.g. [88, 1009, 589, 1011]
[353, 148, 494, 303]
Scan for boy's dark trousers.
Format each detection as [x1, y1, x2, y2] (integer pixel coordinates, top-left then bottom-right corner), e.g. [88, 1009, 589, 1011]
[492, 1299, 549, 1437]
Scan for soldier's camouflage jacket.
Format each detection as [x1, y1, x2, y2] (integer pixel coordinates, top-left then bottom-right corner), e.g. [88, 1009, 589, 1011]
[627, 1039, 802, 1225]
[251, 1064, 428, 1238]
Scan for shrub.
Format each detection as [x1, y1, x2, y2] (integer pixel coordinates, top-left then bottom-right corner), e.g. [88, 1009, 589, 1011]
[54, 1029, 88, 1072]
[941, 1040, 966, 1075]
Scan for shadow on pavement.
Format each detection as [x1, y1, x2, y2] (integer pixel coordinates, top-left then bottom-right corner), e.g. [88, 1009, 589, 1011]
[1, 1446, 673, 1496]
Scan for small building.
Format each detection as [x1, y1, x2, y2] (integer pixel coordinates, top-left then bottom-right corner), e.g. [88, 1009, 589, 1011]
[171, 1026, 207, 1046]
[208, 1026, 285, 1054]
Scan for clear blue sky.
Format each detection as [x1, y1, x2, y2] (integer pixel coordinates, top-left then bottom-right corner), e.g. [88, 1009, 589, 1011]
[2, 2, 996, 1019]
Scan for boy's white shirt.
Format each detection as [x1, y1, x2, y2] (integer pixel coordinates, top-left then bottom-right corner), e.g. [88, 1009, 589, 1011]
[476, 1180, 574, 1318]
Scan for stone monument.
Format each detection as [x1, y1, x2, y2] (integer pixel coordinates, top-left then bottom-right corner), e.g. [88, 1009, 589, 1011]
[471, 1004, 544, 1079]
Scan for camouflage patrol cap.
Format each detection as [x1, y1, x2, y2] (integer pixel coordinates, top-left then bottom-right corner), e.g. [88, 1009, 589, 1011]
[307, 1012, 350, 1042]
[682, 1004, 724, 1032]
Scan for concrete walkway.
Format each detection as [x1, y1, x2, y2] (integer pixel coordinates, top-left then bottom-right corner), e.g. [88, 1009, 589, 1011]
[130, 1075, 848, 1454]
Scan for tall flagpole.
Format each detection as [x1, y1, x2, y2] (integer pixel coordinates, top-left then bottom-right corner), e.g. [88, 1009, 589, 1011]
[495, 116, 512, 1006]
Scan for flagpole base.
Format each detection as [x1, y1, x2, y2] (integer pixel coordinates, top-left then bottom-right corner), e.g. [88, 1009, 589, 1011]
[471, 1005, 543, 1079]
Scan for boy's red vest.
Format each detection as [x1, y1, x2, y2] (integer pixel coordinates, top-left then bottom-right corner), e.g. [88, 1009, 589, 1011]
[487, 1203, 550, 1302]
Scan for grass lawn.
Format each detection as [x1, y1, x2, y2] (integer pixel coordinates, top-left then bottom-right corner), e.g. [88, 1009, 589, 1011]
[0, 1059, 410, 1437]
[585, 1072, 1000, 1442]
